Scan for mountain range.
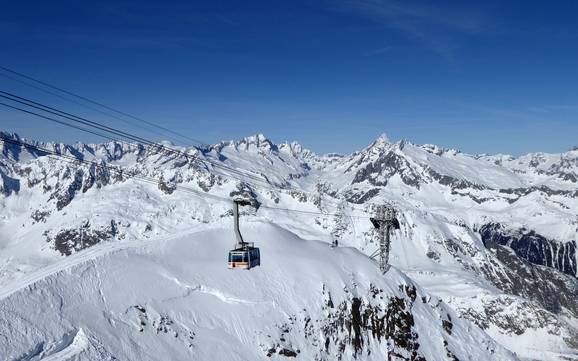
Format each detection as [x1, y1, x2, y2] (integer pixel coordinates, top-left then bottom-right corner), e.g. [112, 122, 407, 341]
[0, 131, 577, 360]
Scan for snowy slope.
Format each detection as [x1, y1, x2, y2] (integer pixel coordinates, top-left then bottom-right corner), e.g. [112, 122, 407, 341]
[0, 131, 577, 360]
[1, 223, 519, 361]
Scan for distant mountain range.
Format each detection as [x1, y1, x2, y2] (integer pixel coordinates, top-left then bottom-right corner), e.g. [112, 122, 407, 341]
[0, 131, 577, 360]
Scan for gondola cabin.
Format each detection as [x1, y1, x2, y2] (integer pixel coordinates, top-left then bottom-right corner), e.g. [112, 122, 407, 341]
[228, 244, 260, 270]
[228, 198, 261, 270]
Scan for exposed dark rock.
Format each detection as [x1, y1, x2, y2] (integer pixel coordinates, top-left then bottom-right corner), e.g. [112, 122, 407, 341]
[320, 284, 424, 360]
[49, 169, 84, 210]
[0, 133, 23, 160]
[458, 295, 561, 336]
[30, 210, 50, 223]
[288, 172, 307, 180]
[0, 133, 50, 160]
[278, 348, 298, 357]
[288, 190, 308, 203]
[315, 182, 338, 198]
[350, 298, 363, 355]
[344, 188, 381, 204]
[158, 176, 177, 195]
[350, 151, 421, 189]
[441, 238, 477, 271]
[449, 190, 493, 204]
[229, 182, 261, 209]
[442, 314, 453, 335]
[499, 186, 578, 200]
[443, 339, 460, 361]
[82, 162, 111, 193]
[264, 283, 432, 360]
[560, 172, 577, 183]
[480, 223, 577, 277]
[426, 249, 441, 262]
[128, 305, 195, 348]
[48, 220, 120, 256]
[0, 169, 20, 195]
[428, 169, 486, 191]
[265, 345, 299, 358]
[478, 240, 578, 320]
[195, 172, 216, 192]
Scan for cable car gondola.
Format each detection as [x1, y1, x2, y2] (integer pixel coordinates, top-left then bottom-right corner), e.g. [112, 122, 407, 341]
[228, 199, 260, 270]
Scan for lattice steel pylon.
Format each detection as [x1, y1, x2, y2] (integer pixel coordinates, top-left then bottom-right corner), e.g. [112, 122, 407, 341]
[369, 204, 400, 273]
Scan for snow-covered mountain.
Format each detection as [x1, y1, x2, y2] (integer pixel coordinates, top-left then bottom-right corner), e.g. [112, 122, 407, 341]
[0, 131, 577, 360]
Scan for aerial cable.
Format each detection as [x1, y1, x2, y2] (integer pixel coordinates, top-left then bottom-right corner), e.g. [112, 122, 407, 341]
[0, 91, 156, 146]
[0, 91, 276, 187]
[0, 91, 368, 214]
[0, 71, 176, 143]
[0, 90, 287, 187]
[0, 65, 206, 146]
[0, 82, 369, 213]
[0, 102, 116, 141]
[0, 66, 371, 213]
[0, 66, 372, 213]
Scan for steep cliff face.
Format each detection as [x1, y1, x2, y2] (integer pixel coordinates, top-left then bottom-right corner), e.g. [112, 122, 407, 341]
[478, 241, 578, 317]
[0, 166, 20, 195]
[480, 223, 577, 277]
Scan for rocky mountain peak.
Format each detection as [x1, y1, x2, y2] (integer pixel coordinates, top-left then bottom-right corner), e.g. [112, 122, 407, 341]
[278, 140, 311, 158]
[356, 134, 394, 159]
[279, 140, 303, 153]
[370, 133, 391, 149]
[0, 130, 19, 141]
[242, 133, 275, 149]
[214, 133, 278, 153]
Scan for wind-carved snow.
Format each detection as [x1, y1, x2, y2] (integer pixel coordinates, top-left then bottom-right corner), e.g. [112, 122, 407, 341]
[161, 273, 270, 306]
[0, 131, 577, 360]
[34, 328, 89, 361]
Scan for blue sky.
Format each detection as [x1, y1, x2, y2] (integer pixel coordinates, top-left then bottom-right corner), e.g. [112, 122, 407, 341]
[1, 0, 577, 155]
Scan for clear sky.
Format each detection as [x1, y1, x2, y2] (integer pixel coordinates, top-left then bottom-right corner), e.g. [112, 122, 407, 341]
[1, 0, 577, 155]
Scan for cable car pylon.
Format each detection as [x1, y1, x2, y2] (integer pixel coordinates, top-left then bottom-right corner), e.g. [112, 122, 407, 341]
[369, 204, 400, 273]
[228, 199, 261, 270]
